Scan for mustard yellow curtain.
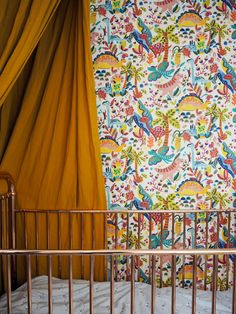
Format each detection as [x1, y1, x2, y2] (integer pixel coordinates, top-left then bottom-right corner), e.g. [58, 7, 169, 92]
[0, 0, 61, 106]
[0, 0, 107, 290]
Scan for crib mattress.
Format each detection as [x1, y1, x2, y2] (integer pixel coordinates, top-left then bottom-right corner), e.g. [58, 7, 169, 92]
[0, 276, 232, 313]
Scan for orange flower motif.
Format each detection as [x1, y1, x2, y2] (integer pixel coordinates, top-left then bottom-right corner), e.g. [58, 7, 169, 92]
[232, 179, 236, 191]
[126, 191, 134, 201]
[231, 12, 236, 22]
[210, 148, 218, 158]
[125, 106, 134, 116]
[232, 94, 236, 105]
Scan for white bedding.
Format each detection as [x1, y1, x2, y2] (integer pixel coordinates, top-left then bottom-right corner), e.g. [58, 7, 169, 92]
[0, 276, 232, 313]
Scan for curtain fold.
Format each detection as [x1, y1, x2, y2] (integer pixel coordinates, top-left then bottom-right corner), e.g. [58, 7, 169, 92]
[0, 0, 61, 106]
[0, 0, 107, 289]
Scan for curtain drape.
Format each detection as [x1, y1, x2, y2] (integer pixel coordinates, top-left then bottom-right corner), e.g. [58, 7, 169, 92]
[0, 0, 107, 290]
[0, 0, 61, 106]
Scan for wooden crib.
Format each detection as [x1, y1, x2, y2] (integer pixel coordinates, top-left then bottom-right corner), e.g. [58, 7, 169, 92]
[0, 172, 236, 314]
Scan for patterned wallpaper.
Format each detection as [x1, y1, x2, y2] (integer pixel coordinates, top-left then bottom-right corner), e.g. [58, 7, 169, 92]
[90, 0, 236, 288]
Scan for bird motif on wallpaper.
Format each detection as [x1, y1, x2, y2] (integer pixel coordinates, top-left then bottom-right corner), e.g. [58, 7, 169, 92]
[133, 185, 153, 212]
[218, 226, 236, 262]
[125, 17, 152, 51]
[212, 147, 236, 178]
[213, 58, 236, 93]
[222, 142, 236, 174]
[150, 233, 172, 249]
[148, 146, 175, 165]
[127, 17, 165, 58]
[136, 17, 153, 48]
[133, 100, 153, 135]
[148, 63, 175, 81]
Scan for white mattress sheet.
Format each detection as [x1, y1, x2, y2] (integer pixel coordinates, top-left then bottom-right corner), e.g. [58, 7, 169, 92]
[0, 276, 232, 313]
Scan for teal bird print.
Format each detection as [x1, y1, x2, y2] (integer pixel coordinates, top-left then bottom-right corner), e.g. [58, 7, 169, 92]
[148, 146, 175, 165]
[151, 233, 172, 248]
[148, 63, 175, 81]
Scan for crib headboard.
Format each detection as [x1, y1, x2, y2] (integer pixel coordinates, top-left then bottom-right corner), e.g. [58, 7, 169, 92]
[0, 172, 17, 291]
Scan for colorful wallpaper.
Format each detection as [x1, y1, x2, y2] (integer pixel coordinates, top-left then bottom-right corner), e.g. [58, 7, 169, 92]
[90, 0, 236, 289]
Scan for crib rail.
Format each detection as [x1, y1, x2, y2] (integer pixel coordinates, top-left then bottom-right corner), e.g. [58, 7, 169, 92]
[1, 172, 236, 313]
[1, 248, 236, 314]
[14, 208, 236, 290]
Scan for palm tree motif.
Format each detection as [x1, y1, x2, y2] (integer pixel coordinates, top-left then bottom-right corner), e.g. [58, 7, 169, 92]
[121, 146, 133, 174]
[154, 109, 180, 147]
[214, 191, 230, 210]
[205, 188, 217, 209]
[155, 194, 180, 211]
[153, 25, 179, 63]
[215, 23, 228, 55]
[120, 62, 133, 90]
[206, 104, 217, 132]
[214, 191, 230, 226]
[214, 107, 229, 140]
[131, 66, 144, 98]
[154, 194, 179, 239]
[121, 231, 145, 249]
[204, 20, 217, 49]
[131, 150, 145, 183]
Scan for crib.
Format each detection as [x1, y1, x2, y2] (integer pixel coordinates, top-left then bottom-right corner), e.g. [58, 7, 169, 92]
[0, 172, 236, 314]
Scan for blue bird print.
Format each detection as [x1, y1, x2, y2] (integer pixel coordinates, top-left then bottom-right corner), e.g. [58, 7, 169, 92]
[222, 142, 236, 175]
[133, 100, 154, 136]
[217, 155, 235, 178]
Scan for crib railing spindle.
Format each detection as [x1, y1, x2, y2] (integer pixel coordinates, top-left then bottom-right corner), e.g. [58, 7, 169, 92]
[149, 214, 152, 283]
[160, 212, 163, 288]
[7, 255, 12, 314]
[192, 255, 197, 314]
[211, 255, 217, 314]
[90, 255, 94, 314]
[104, 213, 107, 282]
[110, 255, 115, 314]
[46, 212, 50, 250]
[171, 254, 176, 314]
[182, 212, 186, 288]
[126, 213, 129, 282]
[35, 213, 39, 276]
[233, 257, 236, 314]
[115, 213, 118, 281]
[226, 212, 230, 290]
[27, 255, 32, 314]
[81, 213, 84, 279]
[48, 255, 53, 314]
[137, 212, 141, 282]
[192, 212, 197, 314]
[58, 213, 62, 278]
[130, 255, 135, 314]
[151, 255, 156, 314]
[205, 211, 209, 291]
